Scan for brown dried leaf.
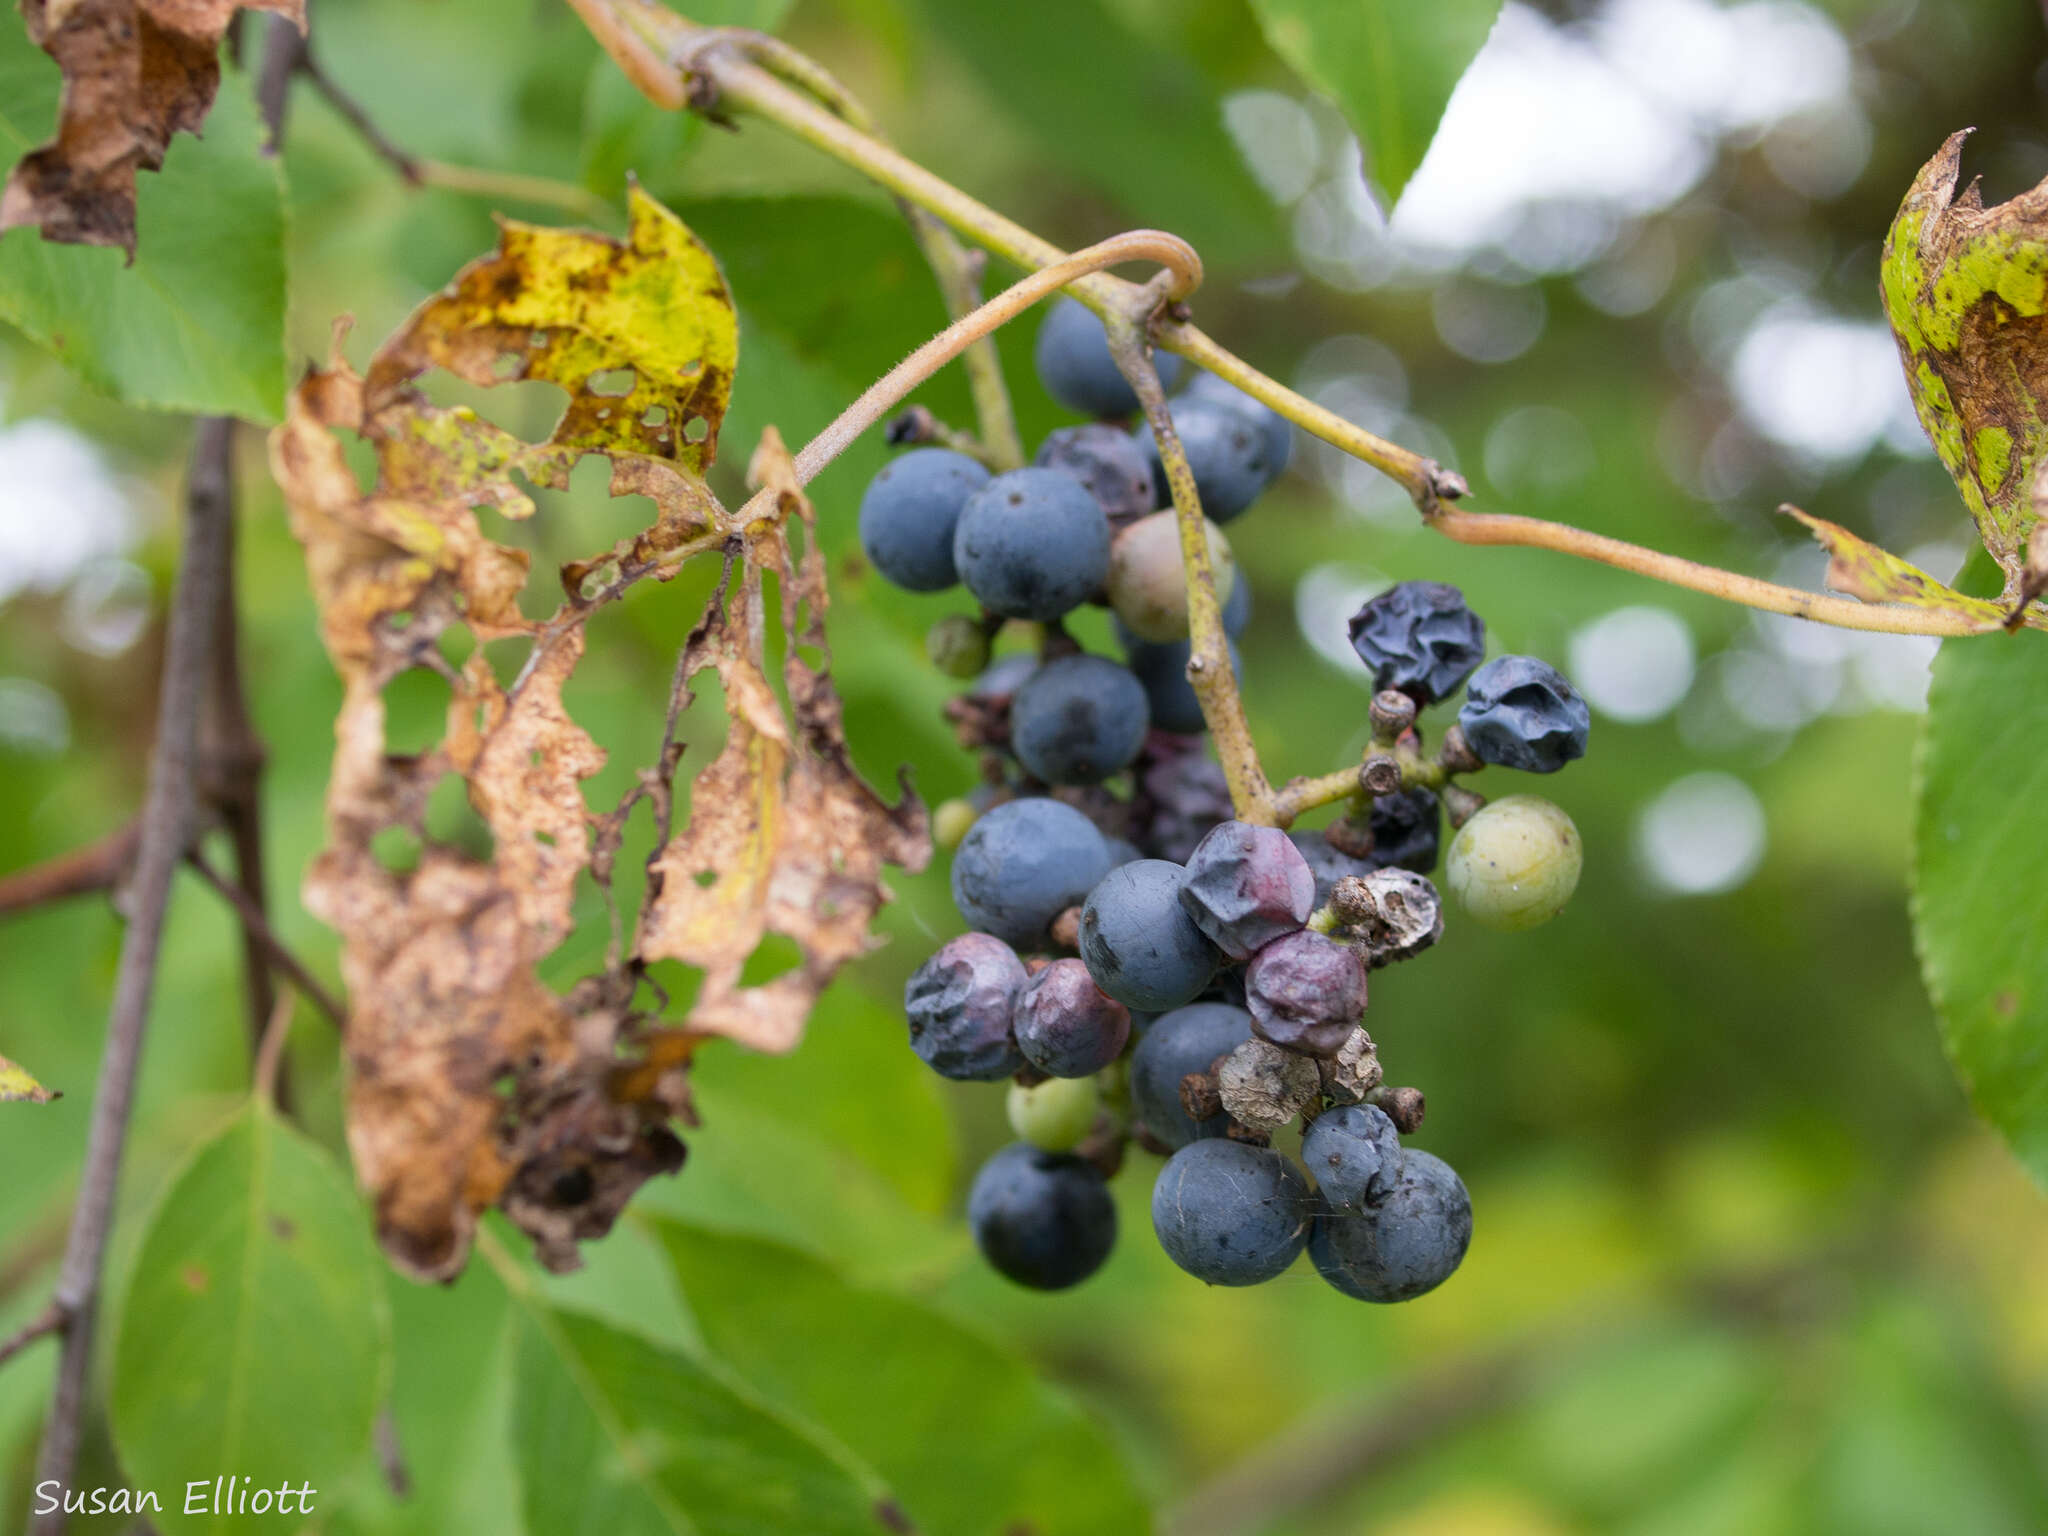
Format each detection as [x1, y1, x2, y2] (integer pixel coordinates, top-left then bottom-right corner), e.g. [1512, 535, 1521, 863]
[1, 0, 305, 255]
[270, 196, 736, 1280]
[637, 429, 931, 1054]
[272, 197, 924, 1281]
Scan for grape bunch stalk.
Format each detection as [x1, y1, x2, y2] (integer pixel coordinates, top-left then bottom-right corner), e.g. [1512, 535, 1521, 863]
[867, 298, 1593, 1298]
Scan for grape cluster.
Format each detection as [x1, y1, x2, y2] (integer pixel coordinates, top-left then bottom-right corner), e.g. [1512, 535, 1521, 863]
[866, 298, 1593, 1298]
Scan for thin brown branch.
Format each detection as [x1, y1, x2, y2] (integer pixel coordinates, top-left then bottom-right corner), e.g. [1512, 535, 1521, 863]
[186, 851, 347, 1031]
[0, 1304, 64, 1372]
[31, 418, 236, 1533]
[300, 46, 422, 184]
[0, 822, 140, 918]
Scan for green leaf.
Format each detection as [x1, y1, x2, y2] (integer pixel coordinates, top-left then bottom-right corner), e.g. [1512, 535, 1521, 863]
[110, 1101, 391, 1534]
[906, 0, 1277, 267]
[505, 1284, 903, 1536]
[0, 1051, 56, 1104]
[658, 1222, 1154, 1536]
[1247, 0, 1502, 208]
[1913, 554, 2048, 1181]
[0, 42, 289, 421]
[1881, 131, 2048, 614]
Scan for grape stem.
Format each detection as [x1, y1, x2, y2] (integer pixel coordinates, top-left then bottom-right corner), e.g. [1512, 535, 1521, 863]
[562, 0, 2039, 639]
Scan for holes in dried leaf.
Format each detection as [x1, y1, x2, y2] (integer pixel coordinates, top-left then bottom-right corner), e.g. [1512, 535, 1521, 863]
[588, 368, 637, 398]
[372, 825, 423, 874]
[382, 666, 453, 756]
[683, 417, 709, 444]
[738, 932, 803, 986]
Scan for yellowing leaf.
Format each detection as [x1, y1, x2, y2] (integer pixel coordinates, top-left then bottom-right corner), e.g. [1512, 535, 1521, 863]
[0, 1051, 57, 1104]
[1882, 131, 2048, 611]
[1781, 505, 2045, 634]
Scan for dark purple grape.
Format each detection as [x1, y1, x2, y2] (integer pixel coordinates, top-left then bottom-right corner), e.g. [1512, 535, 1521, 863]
[1244, 930, 1367, 1057]
[1178, 820, 1315, 960]
[1457, 655, 1590, 773]
[969, 1142, 1117, 1290]
[1034, 423, 1156, 525]
[904, 933, 1028, 1080]
[1346, 582, 1485, 704]
[1139, 750, 1234, 863]
[1014, 958, 1131, 1078]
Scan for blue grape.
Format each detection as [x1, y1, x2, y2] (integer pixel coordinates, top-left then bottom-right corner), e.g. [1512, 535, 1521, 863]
[1309, 1148, 1472, 1302]
[1135, 400, 1277, 523]
[1346, 582, 1486, 704]
[1128, 1001, 1253, 1148]
[1301, 1104, 1402, 1212]
[1457, 655, 1590, 773]
[1179, 369, 1292, 483]
[954, 467, 1112, 621]
[952, 797, 1112, 950]
[1151, 1138, 1311, 1286]
[1079, 859, 1220, 1012]
[1014, 958, 1131, 1077]
[857, 448, 991, 592]
[1140, 751, 1234, 864]
[1034, 423, 1156, 524]
[1119, 635, 1241, 736]
[1179, 820, 1316, 960]
[968, 1142, 1117, 1291]
[1010, 654, 1150, 785]
[1033, 296, 1180, 418]
[904, 933, 1027, 1080]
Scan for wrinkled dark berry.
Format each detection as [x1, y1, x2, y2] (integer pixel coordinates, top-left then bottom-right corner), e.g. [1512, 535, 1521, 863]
[1178, 820, 1315, 960]
[1244, 929, 1368, 1057]
[1140, 750, 1234, 863]
[1457, 655, 1590, 774]
[1034, 423, 1156, 525]
[905, 933, 1029, 1080]
[1014, 958, 1132, 1077]
[1368, 788, 1441, 874]
[1346, 581, 1486, 704]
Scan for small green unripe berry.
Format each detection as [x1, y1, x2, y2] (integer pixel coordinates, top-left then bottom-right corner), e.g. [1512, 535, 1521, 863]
[933, 797, 980, 850]
[1106, 511, 1235, 643]
[1006, 1074, 1100, 1152]
[926, 615, 990, 678]
[1445, 794, 1582, 931]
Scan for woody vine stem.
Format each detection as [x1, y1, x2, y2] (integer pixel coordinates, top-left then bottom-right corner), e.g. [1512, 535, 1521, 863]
[566, 0, 1995, 827]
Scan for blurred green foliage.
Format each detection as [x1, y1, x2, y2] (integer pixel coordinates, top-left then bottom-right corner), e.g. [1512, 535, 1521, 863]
[4, 0, 2048, 1532]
